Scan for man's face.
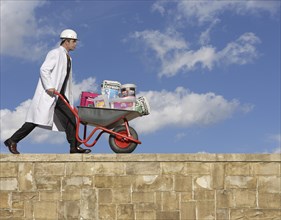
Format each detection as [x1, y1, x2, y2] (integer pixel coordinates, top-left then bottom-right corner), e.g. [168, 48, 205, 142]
[65, 39, 77, 51]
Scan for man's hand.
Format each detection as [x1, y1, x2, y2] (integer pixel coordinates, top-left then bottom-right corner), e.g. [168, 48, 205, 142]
[46, 88, 56, 97]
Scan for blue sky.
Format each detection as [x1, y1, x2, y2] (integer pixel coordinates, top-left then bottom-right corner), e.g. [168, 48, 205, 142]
[0, 0, 280, 154]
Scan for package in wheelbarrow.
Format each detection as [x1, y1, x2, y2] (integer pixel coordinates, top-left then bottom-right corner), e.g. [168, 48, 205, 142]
[101, 80, 121, 99]
[135, 96, 150, 115]
[110, 97, 136, 110]
[80, 91, 99, 107]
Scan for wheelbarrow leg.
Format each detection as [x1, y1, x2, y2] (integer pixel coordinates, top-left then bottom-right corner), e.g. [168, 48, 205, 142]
[83, 124, 87, 140]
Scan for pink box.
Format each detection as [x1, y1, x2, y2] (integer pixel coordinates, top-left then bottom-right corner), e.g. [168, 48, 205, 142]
[110, 97, 136, 110]
[80, 92, 99, 107]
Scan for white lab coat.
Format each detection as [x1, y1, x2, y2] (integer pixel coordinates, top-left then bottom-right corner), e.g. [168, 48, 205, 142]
[25, 46, 74, 131]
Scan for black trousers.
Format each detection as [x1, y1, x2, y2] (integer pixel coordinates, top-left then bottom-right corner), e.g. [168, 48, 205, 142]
[10, 98, 78, 148]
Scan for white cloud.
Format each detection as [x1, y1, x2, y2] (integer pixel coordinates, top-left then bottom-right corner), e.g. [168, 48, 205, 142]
[0, 0, 59, 61]
[131, 87, 253, 133]
[0, 100, 31, 142]
[0, 77, 98, 143]
[131, 30, 260, 77]
[216, 32, 261, 65]
[199, 19, 220, 45]
[131, 29, 188, 60]
[153, 0, 280, 24]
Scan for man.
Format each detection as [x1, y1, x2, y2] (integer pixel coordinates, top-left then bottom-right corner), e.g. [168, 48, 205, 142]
[4, 29, 91, 154]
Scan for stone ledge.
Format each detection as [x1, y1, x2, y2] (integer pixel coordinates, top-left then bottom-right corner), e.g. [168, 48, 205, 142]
[0, 153, 280, 162]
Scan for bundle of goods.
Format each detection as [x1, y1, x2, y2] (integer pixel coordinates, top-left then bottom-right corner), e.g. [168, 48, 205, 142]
[135, 96, 150, 115]
[101, 80, 121, 99]
[79, 80, 150, 116]
[120, 84, 136, 97]
[80, 92, 99, 107]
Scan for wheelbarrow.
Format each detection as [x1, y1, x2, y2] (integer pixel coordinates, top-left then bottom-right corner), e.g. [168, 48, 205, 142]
[54, 91, 142, 153]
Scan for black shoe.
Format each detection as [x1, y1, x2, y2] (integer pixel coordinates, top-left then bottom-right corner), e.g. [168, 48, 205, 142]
[4, 139, 20, 154]
[70, 146, 91, 154]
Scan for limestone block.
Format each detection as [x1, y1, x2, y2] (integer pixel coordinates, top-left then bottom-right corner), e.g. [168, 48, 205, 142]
[35, 176, 61, 190]
[65, 162, 95, 176]
[181, 192, 193, 202]
[195, 175, 213, 190]
[155, 191, 162, 210]
[80, 188, 97, 220]
[132, 191, 154, 203]
[0, 178, 18, 191]
[0, 154, 57, 162]
[258, 176, 281, 193]
[18, 163, 36, 191]
[0, 162, 18, 177]
[230, 208, 281, 220]
[62, 176, 92, 190]
[181, 201, 196, 220]
[83, 154, 117, 161]
[117, 153, 157, 162]
[211, 163, 225, 189]
[226, 162, 251, 176]
[162, 192, 179, 211]
[258, 193, 281, 209]
[0, 192, 10, 209]
[98, 189, 112, 203]
[161, 162, 186, 175]
[58, 201, 80, 219]
[0, 209, 24, 218]
[216, 190, 235, 208]
[93, 162, 125, 175]
[134, 202, 158, 211]
[234, 189, 256, 208]
[39, 191, 61, 201]
[126, 162, 160, 175]
[216, 208, 229, 220]
[135, 211, 156, 220]
[112, 189, 131, 203]
[62, 189, 81, 201]
[225, 176, 256, 189]
[12, 200, 24, 209]
[186, 162, 211, 174]
[34, 162, 65, 176]
[158, 153, 217, 162]
[133, 175, 173, 192]
[195, 190, 215, 201]
[95, 176, 132, 188]
[117, 204, 134, 219]
[252, 162, 280, 176]
[156, 211, 180, 220]
[98, 204, 116, 220]
[34, 201, 57, 219]
[174, 175, 192, 192]
[197, 200, 215, 220]
[23, 200, 33, 219]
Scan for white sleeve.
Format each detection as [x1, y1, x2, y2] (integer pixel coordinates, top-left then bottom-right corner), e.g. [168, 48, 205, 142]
[40, 49, 59, 90]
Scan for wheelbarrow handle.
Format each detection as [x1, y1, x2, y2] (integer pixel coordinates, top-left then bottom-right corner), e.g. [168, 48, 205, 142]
[53, 91, 79, 119]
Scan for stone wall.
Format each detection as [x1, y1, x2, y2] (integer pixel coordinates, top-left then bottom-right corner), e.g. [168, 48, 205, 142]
[0, 154, 280, 220]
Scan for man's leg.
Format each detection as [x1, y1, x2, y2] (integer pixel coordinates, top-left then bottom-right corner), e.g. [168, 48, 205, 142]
[4, 122, 37, 154]
[54, 98, 91, 153]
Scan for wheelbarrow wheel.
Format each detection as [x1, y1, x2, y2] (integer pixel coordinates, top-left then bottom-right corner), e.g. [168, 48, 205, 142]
[109, 125, 138, 153]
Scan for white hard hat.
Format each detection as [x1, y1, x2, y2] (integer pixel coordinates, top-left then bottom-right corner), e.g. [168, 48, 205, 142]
[60, 29, 78, 40]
